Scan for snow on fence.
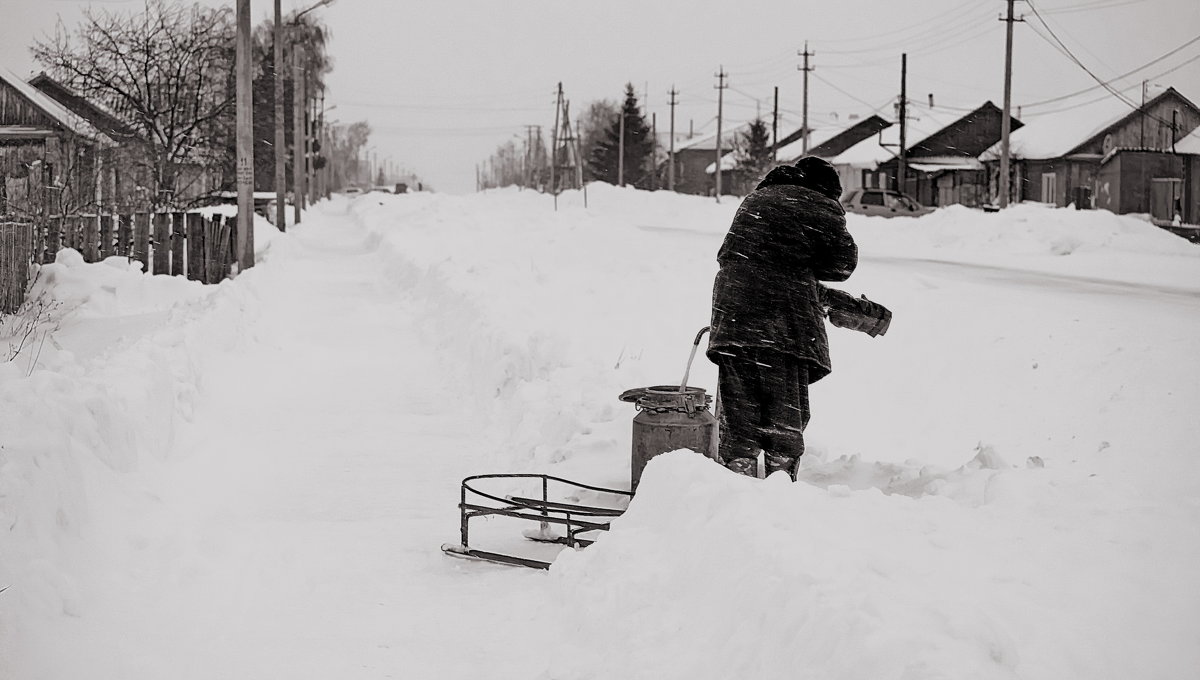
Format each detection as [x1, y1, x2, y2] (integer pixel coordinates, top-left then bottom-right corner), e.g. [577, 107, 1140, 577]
[0, 211, 238, 313]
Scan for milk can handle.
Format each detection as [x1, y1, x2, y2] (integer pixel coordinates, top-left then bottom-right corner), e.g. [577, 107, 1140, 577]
[618, 387, 649, 403]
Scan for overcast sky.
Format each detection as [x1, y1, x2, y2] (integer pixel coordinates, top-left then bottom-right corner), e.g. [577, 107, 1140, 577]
[4, 0, 1199, 193]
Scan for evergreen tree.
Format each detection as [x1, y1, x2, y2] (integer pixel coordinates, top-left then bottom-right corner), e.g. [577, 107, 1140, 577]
[588, 84, 654, 188]
[738, 118, 774, 179]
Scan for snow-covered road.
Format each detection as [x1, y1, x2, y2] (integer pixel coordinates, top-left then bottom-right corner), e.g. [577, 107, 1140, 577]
[4, 188, 1199, 679]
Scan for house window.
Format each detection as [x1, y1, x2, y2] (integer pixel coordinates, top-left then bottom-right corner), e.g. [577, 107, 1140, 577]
[1041, 173, 1057, 204]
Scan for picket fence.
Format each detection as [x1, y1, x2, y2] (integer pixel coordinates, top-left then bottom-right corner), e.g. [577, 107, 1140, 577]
[0, 211, 238, 314]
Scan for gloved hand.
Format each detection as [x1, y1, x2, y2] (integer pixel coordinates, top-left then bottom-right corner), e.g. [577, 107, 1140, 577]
[823, 288, 892, 337]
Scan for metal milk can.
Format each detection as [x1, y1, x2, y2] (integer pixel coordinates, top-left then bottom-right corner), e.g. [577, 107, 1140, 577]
[618, 385, 718, 491]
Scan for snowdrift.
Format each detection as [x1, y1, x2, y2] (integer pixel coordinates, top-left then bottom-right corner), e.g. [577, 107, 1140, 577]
[2, 186, 1197, 679]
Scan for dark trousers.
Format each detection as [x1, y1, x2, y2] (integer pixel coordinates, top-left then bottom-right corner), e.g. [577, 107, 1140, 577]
[716, 350, 811, 477]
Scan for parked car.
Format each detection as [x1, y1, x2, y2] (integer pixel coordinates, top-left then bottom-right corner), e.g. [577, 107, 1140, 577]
[842, 189, 934, 218]
[340, 186, 364, 197]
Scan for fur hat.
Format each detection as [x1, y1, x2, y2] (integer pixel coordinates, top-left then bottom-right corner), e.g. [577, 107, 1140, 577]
[792, 156, 842, 200]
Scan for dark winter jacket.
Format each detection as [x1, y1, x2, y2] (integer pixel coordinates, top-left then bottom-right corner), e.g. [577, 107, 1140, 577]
[707, 166, 858, 383]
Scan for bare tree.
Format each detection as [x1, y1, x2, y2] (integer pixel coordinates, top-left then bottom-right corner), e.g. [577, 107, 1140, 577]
[32, 0, 236, 208]
[326, 121, 372, 189]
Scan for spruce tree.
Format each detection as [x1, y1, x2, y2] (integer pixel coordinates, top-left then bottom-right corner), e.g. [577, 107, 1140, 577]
[588, 84, 654, 188]
[738, 118, 774, 179]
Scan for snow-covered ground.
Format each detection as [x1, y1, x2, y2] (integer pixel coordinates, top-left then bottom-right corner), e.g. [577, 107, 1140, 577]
[2, 185, 1198, 679]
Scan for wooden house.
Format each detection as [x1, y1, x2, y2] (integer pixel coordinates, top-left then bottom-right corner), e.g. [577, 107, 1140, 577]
[822, 106, 966, 196]
[0, 67, 118, 219]
[668, 122, 749, 196]
[875, 101, 1018, 208]
[30, 72, 227, 209]
[1176, 129, 1200, 228]
[775, 114, 893, 165]
[699, 116, 893, 196]
[27, 72, 145, 211]
[981, 87, 1200, 214]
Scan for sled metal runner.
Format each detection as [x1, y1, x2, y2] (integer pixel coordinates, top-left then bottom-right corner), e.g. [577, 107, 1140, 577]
[442, 473, 631, 570]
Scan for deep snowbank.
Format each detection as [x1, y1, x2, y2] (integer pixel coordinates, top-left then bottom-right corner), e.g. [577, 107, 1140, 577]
[3, 186, 1197, 679]
[0, 227, 286, 671]
[341, 186, 1200, 679]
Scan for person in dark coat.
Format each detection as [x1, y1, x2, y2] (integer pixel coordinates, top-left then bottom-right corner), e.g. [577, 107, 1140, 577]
[707, 156, 859, 480]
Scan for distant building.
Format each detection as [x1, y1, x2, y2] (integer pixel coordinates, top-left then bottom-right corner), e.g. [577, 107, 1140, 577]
[0, 67, 118, 218]
[700, 116, 893, 197]
[821, 106, 967, 196]
[668, 122, 749, 196]
[875, 101, 1018, 208]
[30, 71, 228, 208]
[981, 86, 1200, 220]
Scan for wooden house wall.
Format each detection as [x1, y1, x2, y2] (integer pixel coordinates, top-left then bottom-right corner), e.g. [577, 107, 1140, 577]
[0, 140, 47, 217]
[673, 148, 716, 195]
[1095, 156, 1123, 212]
[1015, 158, 1098, 207]
[0, 79, 59, 128]
[1074, 93, 1200, 155]
[1116, 151, 1183, 215]
[1186, 155, 1200, 224]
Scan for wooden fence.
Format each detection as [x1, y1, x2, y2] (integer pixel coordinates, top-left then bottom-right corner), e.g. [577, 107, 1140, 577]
[1, 220, 34, 314]
[0, 211, 238, 314]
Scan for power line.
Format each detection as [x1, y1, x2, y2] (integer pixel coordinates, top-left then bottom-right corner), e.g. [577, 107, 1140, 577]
[1024, 15, 1181, 129]
[814, 0, 991, 52]
[812, 72, 890, 114]
[1020, 33, 1200, 108]
[1025, 0, 1139, 109]
[1040, 0, 1146, 15]
[1020, 52, 1200, 116]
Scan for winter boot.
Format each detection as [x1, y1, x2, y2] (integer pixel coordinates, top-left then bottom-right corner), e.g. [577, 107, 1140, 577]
[764, 452, 800, 481]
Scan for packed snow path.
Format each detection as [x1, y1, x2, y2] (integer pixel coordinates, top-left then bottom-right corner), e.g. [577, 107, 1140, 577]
[62, 210, 556, 678]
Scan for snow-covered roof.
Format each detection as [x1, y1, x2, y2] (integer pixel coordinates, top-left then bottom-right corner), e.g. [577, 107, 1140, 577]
[826, 107, 962, 169]
[674, 122, 750, 152]
[980, 97, 1134, 161]
[773, 125, 847, 162]
[0, 67, 109, 144]
[1173, 128, 1200, 155]
[909, 157, 984, 172]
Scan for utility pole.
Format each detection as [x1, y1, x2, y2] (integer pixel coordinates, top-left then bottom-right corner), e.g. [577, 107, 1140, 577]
[575, 114, 588, 207]
[799, 41, 814, 154]
[898, 52, 908, 194]
[668, 86, 679, 191]
[524, 125, 533, 190]
[292, 48, 305, 225]
[273, 0, 286, 231]
[235, 0, 254, 271]
[652, 111, 662, 190]
[772, 86, 779, 162]
[551, 82, 562, 195]
[715, 66, 728, 203]
[1140, 79, 1148, 147]
[999, 0, 1022, 208]
[618, 109, 626, 187]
